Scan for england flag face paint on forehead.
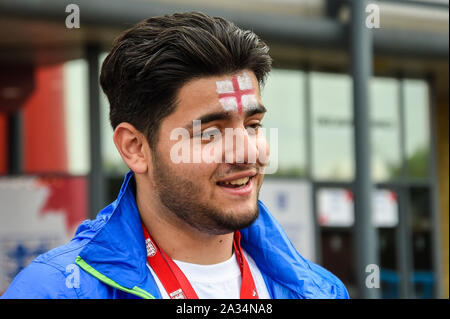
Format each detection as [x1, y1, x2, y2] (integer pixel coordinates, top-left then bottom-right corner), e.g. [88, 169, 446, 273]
[216, 72, 259, 115]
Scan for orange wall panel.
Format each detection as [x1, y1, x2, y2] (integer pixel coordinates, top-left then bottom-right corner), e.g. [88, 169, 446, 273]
[23, 65, 67, 173]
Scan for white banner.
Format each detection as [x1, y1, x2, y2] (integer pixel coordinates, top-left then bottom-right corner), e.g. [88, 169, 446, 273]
[0, 176, 87, 294]
[258, 179, 315, 262]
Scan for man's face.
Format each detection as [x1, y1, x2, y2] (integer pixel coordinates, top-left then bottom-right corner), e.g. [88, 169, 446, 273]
[149, 70, 269, 235]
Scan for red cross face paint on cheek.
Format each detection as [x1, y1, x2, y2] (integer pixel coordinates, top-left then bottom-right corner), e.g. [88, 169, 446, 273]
[216, 72, 258, 115]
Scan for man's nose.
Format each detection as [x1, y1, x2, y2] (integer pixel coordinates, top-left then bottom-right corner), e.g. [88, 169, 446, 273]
[223, 127, 259, 164]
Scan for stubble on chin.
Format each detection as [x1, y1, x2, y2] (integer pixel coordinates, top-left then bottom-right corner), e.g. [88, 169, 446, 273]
[151, 156, 260, 235]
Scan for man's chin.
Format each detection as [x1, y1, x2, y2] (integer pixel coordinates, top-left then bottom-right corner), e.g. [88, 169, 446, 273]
[217, 196, 258, 213]
[212, 202, 259, 230]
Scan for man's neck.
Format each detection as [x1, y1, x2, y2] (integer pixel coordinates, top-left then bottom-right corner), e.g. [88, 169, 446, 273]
[135, 177, 234, 265]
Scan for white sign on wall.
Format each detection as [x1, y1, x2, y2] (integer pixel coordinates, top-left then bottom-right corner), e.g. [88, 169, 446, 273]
[372, 190, 398, 227]
[258, 179, 315, 262]
[317, 188, 399, 228]
[317, 188, 354, 227]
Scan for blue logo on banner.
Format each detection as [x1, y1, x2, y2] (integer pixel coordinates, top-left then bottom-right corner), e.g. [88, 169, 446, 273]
[276, 192, 288, 210]
[6, 241, 49, 278]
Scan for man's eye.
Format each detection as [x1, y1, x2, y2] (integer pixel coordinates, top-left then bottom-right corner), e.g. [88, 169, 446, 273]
[202, 128, 221, 139]
[192, 128, 218, 139]
[246, 123, 263, 134]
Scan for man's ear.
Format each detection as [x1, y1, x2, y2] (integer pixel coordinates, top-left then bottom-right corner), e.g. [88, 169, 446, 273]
[113, 123, 150, 174]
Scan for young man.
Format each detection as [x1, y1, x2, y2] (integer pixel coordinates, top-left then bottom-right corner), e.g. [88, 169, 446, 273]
[2, 12, 349, 299]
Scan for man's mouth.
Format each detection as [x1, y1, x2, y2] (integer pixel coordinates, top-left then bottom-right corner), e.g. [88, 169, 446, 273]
[215, 172, 256, 196]
[216, 176, 251, 188]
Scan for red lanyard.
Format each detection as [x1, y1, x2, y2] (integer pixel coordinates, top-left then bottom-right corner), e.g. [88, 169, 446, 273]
[142, 223, 259, 299]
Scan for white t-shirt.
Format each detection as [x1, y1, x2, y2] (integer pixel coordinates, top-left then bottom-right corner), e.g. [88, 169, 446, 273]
[147, 249, 271, 299]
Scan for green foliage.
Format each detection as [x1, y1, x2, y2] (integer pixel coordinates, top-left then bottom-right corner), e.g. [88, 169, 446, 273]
[387, 145, 429, 179]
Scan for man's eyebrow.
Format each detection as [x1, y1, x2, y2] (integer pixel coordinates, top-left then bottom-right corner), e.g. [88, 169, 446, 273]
[245, 104, 267, 117]
[184, 104, 267, 130]
[184, 111, 233, 130]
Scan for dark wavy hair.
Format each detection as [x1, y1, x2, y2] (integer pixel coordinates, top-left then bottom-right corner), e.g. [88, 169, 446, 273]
[100, 11, 272, 148]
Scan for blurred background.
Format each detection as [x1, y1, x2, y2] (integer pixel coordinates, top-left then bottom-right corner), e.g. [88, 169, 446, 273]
[0, 0, 448, 299]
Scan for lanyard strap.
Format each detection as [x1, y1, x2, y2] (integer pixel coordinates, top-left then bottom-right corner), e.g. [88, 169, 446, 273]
[142, 223, 259, 299]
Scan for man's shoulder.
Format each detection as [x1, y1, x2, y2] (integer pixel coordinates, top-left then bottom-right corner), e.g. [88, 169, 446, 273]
[30, 215, 106, 275]
[1, 217, 107, 299]
[302, 258, 350, 299]
[246, 202, 350, 299]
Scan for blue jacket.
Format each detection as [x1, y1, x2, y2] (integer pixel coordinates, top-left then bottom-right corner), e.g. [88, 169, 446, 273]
[2, 171, 349, 299]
